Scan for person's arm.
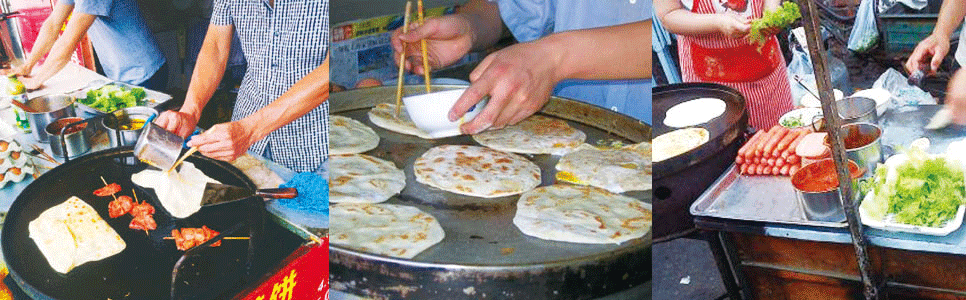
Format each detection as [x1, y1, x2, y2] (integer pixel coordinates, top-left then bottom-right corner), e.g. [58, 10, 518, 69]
[186, 58, 330, 161]
[18, 9, 96, 90]
[449, 21, 652, 134]
[391, 0, 503, 74]
[8, 3, 73, 76]
[154, 25, 234, 138]
[946, 68, 966, 125]
[656, 0, 749, 38]
[905, 0, 966, 74]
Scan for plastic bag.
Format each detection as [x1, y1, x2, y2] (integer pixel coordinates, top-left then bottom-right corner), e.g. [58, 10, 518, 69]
[873, 68, 936, 106]
[848, 0, 880, 53]
[787, 27, 853, 105]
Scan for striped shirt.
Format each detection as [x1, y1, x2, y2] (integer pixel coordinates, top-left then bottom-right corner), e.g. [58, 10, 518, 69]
[211, 0, 329, 172]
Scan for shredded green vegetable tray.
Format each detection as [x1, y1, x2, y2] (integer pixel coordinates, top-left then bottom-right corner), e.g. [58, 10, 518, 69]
[80, 84, 147, 113]
[861, 150, 966, 227]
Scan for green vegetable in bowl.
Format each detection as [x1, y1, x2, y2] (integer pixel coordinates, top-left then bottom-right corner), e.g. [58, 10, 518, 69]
[80, 84, 147, 113]
[861, 149, 966, 227]
[748, 2, 801, 48]
[781, 114, 805, 128]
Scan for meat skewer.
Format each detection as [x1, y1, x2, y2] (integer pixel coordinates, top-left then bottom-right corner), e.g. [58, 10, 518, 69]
[165, 226, 248, 251]
[96, 177, 120, 200]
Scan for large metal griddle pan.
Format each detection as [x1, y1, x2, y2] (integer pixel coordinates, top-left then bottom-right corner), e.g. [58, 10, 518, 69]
[652, 83, 748, 179]
[1, 147, 304, 300]
[329, 85, 651, 299]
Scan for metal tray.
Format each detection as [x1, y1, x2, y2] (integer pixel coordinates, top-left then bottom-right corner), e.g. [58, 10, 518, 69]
[690, 164, 848, 228]
[329, 85, 651, 299]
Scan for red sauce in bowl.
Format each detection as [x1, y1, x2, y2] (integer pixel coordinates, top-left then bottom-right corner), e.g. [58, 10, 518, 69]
[791, 159, 864, 193]
[46, 117, 87, 136]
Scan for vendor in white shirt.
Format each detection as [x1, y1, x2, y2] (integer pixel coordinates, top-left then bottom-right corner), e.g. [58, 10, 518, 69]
[905, 0, 966, 124]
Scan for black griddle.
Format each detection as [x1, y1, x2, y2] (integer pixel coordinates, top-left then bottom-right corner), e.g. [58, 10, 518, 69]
[1, 147, 305, 300]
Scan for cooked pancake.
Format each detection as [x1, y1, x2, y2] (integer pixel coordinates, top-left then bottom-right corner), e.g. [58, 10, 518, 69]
[514, 185, 651, 244]
[29, 196, 126, 273]
[329, 115, 380, 154]
[652, 128, 710, 162]
[413, 145, 541, 198]
[330, 154, 406, 203]
[331, 203, 444, 259]
[472, 115, 586, 155]
[555, 143, 651, 193]
[663, 97, 726, 128]
[368, 103, 433, 139]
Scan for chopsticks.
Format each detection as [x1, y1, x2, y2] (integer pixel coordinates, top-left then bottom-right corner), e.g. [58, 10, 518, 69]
[167, 147, 198, 173]
[395, 1, 413, 117]
[417, 0, 431, 94]
[30, 144, 58, 165]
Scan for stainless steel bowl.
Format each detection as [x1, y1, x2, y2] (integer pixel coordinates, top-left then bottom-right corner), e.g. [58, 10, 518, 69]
[841, 122, 882, 178]
[45, 117, 92, 159]
[25, 94, 76, 143]
[836, 97, 878, 124]
[792, 159, 863, 222]
[102, 106, 157, 148]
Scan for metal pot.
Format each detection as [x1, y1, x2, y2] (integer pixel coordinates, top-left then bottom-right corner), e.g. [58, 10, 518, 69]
[791, 159, 864, 222]
[840, 122, 882, 178]
[836, 97, 878, 124]
[102, 106, 157, 147]
[25, 94, 75, 143]
[45, 116, 92, 159]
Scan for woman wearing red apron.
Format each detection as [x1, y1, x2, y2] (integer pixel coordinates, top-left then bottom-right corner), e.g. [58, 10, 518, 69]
[656, 0, 795, 129]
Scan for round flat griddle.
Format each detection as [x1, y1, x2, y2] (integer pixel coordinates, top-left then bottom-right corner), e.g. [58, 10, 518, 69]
[1, 148, 262, 300]
[329, 85, 651, 299]
[651, 83, 748, 239]
[652, 82, 747, 179]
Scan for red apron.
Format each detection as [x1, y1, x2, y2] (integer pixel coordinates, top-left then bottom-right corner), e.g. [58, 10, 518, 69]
[677, 0, 794, 129]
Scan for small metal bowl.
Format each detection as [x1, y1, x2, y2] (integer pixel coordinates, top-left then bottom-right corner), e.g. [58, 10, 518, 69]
[102, 107, 157, 148]
[45, 117, 92, 159]
[791, 159, 864, 222]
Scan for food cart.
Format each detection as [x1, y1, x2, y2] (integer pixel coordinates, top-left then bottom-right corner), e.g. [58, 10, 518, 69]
[655, 1, 966, 299]
[0, 64, 328, 300]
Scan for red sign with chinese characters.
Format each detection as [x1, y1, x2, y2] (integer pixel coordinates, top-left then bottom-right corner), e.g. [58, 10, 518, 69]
[237, 237, 329, 300]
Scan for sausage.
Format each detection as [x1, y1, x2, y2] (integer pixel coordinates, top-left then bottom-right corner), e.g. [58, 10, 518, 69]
[772, 129, 802, 157]
[756, 164, 766, 174]
[780, 164, 790, 175]
[739, 130, 765, 158]
[762, 126, 789, 156]
[784, 130, 810, 157]
[754, 126, 780, 157]
[772, 165, 781, 175]
[776, 157, 786, 167]
[789, 165, 800, 175]
[766, 158, 775, 166]
[787, 155, 800, 164]
[736, 156, 744, 165]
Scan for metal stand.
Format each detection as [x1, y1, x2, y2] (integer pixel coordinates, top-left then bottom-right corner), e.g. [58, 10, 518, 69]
[797, 0, 880, 299]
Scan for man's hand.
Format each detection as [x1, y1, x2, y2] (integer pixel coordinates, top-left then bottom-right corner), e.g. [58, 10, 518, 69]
[946, 69, 966, 125]
[186, 120, 257, 162]
[717, 14, 751, 39]
[906, 34, 950, 75]
[154, 110, 200, 139]
[18, 76, 43, 90]
[4, 64, 33, 77]
[392, 15, 476, 74]
[449, 40, 561, 134]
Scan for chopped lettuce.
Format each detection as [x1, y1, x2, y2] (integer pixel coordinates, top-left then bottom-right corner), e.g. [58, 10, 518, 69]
[862, 149, 966, 227]
[80, 84, 147, 113]
[748, 2, 801, 47]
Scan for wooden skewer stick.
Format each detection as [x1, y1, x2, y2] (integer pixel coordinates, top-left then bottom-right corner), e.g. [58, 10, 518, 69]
[167, 147, 198, 173]
[395, 1, 413, 117]
[100, 176, 117, 201]
[30, 144, 58, 164]
[417, 0, 431, 94]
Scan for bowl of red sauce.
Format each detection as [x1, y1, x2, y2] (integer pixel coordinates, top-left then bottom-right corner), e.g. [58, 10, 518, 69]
[45, 117, 92, 159]
[791, 159, 865, 222]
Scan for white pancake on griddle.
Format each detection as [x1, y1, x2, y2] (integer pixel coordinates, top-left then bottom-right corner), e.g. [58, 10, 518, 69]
[513, 185, 651, 244]
[367, 103, 434, 139]
[329, 154, 406, 203]
[555, 143, 651, 193]
[29, 196, 126, 273]
[652, 128, 709, 162]
[472, 115, 586, 155]
[663, 97, 726, 128]
[331, 203, 444, 259]
[329, 115, 380, 154]
[413, 145, 541, 198]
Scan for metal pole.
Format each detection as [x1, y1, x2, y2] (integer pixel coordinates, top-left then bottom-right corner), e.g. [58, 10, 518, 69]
[796, 0, 880, 299]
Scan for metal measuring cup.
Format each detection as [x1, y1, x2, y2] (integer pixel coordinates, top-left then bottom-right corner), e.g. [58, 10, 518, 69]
[134, 120, 185, 170]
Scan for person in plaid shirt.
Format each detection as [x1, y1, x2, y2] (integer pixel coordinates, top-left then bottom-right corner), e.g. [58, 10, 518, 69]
[156, 0, 329, 173]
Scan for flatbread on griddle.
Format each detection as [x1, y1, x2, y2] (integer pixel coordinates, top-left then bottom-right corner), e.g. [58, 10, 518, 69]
[329, 115, 380, 154]
[472, 115, 586, 155]
[368, 103, 433, 139]
[331, 203, 444, 259]
[329, 154, 406, 203]
[413, 145, 541, 198]
[663, 98, 727, 128]
[652, 128, 709, 162]
[231, 154, 284, 189]
[29, 196, 126, 273]
[513, 185, 651, 244]
[555, 143, 651, 193]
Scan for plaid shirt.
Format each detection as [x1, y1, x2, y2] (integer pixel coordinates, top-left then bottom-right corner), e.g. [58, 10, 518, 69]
[211, 0, 329, 172]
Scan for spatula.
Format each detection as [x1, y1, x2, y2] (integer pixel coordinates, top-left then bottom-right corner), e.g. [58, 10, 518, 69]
[200, 183, 297, 207]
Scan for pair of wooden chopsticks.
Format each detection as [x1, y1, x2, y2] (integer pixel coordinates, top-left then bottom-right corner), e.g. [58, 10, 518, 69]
[395, 0, 433, 116]
[30, 144, 58, 165]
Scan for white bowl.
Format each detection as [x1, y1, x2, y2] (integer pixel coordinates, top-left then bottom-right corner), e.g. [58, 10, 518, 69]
[779, 107, 823, 129]
[403, 88, 486, 138]
[850, 88, 892, 116]
[800, 89, 844, 108]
